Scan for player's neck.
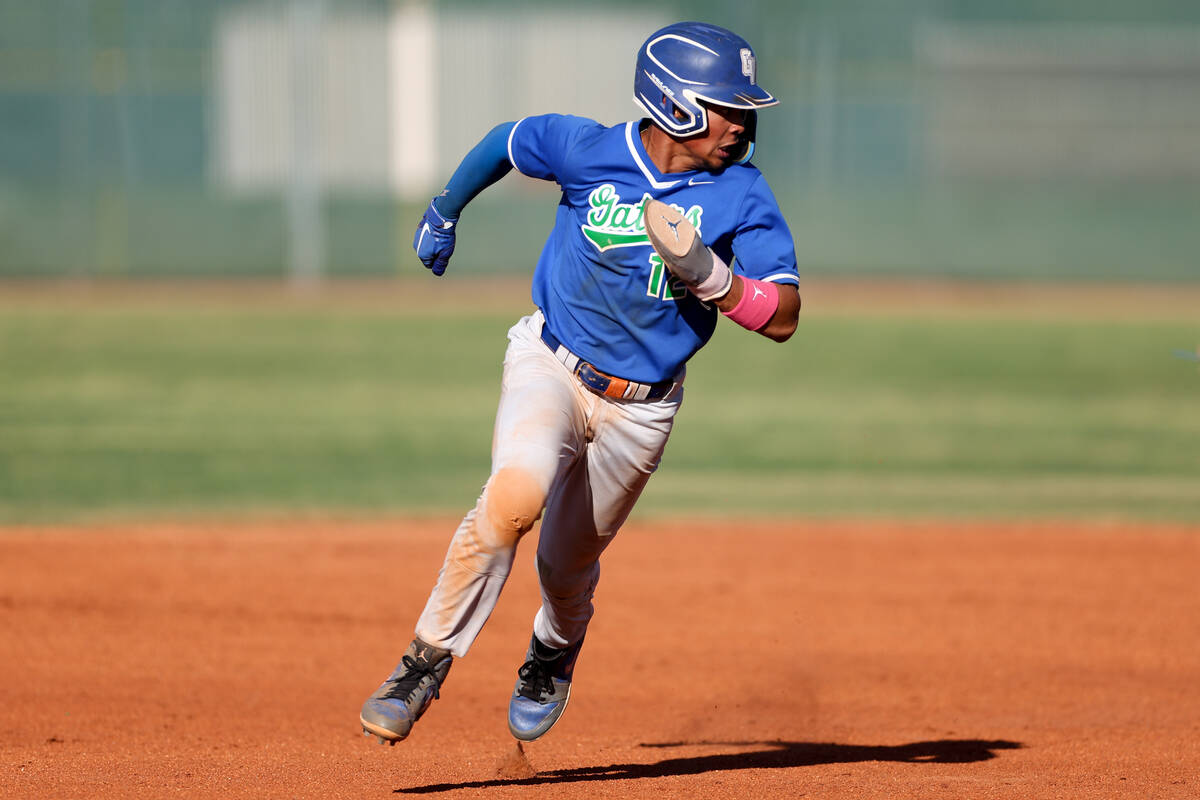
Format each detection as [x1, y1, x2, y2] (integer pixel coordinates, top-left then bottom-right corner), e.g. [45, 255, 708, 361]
[642, 124, 708, 175]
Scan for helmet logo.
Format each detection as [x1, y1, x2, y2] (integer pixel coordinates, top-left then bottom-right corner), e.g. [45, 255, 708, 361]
[647, 71, 676, 100]
[740, 48, 756, 83]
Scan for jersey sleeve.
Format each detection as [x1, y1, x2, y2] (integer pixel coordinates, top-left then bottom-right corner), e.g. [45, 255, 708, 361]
[731, 173, 800, 286]
[506, 114, 599, 183]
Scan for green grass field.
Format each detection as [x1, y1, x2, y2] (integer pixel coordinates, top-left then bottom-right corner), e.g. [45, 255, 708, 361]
[2, 286, 1197, 522]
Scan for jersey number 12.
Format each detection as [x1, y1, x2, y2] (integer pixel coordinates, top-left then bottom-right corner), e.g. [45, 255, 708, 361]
[646, 255, 689, 302]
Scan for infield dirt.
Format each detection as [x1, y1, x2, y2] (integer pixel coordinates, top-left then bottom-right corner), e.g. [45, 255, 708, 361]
[3, 518, 1197, 799]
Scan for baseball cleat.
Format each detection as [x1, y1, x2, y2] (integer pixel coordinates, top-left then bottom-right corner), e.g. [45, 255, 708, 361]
[507, 634, 584, 742]
[360, 638, 452, 744]
[363, 729, 398, 746]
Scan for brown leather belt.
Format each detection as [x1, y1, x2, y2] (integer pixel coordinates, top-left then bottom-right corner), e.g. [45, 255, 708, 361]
[539, 325, 675, 401]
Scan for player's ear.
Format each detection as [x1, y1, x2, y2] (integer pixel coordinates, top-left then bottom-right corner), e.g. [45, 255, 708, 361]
[659, 93, 689, 124]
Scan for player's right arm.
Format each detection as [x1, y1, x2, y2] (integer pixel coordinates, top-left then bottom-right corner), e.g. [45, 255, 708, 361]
[416, 114, 598, 275]
[413, 122, 516, 276]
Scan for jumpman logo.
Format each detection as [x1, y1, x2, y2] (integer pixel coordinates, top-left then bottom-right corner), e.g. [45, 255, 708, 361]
[661, 215, 681, 243]
[752, 285, 766, 300]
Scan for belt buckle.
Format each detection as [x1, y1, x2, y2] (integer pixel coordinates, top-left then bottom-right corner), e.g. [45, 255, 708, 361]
[575, 361, 610, 396]
[576, 361, 638, 400]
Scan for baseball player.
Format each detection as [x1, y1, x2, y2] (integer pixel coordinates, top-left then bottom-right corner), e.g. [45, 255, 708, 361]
[360, 21, 800, 745]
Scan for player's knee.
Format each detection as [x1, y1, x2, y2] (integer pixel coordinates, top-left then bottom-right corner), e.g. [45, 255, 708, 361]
[537, 556, 599, 603]
[483, 467, 545, 547]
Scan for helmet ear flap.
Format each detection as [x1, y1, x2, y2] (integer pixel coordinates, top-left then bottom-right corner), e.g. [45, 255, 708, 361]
[732, 110, 758, 164]
[663, 95, 696, 128]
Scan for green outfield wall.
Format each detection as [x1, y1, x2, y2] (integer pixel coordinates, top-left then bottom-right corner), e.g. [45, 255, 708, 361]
[2, 0, 1199, 281]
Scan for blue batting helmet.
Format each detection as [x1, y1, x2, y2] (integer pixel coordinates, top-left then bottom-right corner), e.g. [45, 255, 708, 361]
[633, 22, 778, 141]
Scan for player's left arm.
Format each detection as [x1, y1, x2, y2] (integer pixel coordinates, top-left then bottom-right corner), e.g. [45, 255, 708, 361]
[644, 191, 800, 342]
[720, 173, 801, 342]
[712, 277, 800, 342]
[644, 172, 800, 341]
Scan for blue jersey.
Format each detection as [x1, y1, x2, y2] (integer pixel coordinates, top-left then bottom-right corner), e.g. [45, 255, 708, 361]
[507, 114, 798, 384]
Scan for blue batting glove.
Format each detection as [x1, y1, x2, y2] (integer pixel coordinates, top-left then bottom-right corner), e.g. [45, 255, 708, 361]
[413, 199, 457, 276]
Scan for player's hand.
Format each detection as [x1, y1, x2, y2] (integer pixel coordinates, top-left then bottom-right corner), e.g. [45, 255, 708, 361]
[643, 199, 732, 301]
[413, 199, 458, 276]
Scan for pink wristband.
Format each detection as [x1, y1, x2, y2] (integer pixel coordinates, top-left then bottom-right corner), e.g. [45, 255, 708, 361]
[723, 278, 779, 332]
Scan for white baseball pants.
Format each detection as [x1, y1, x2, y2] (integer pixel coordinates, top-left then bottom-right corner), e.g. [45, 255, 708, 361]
[415, 310, 683, 656]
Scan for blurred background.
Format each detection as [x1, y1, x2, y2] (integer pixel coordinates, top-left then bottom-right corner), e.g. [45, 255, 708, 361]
[2, 1, 1197, 523]
[3, 0, 1199, 282]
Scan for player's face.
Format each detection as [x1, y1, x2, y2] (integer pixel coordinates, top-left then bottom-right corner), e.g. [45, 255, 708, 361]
[681, 103, 749, 171]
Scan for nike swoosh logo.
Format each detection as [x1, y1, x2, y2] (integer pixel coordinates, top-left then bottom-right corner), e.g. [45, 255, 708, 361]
[688, 177, 714, 186]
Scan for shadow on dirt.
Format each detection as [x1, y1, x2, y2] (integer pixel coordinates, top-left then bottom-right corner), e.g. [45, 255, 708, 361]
[394, 738, 1023, 793]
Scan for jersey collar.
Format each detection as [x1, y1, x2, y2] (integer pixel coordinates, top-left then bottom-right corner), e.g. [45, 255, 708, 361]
[625, 121, 681, 190]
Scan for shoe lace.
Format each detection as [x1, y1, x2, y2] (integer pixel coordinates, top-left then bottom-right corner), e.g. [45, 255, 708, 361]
[516, 657, 555, 701]
[382, 654, 441, 702]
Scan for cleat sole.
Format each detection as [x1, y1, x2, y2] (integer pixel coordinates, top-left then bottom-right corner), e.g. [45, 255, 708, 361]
[360, 716, 407, 746]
